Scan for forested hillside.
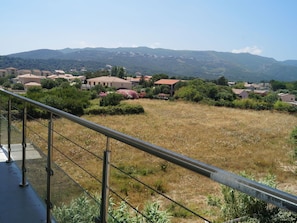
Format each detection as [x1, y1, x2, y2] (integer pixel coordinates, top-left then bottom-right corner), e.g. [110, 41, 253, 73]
[2, 47, 297, 82]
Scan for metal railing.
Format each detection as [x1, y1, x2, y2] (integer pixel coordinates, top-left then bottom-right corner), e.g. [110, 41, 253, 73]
[1, 88, 297, 222]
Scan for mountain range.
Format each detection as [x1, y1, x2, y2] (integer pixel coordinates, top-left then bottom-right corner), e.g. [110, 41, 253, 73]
[2, 47, 297, 82]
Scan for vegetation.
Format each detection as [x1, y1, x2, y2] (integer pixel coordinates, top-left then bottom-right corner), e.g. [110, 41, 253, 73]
[23, 84, 144, 116]
[53, 194, 170, 223]
[23, 99, 297, 222]
[100, 93, 123, 106]
[2, 60, 297, 221]
[3, 47, 297, 81]
[12, 82, 24, 90]
[208, 173, 297, 222]
[85, 103, 144, 115]
[24, 85, 90, 116]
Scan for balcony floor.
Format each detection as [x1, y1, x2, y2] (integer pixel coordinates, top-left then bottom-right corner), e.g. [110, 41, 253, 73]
[0, 145, 53, 223]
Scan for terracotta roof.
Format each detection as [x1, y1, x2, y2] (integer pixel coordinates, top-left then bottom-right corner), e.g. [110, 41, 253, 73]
[253, 90, 268, 94]
[87, 76, 130, 83]
[232, 89, 247, 94]
[154, 79, 180, 85]
[18, 74, 45, 79]
[24, 82, 41, 86]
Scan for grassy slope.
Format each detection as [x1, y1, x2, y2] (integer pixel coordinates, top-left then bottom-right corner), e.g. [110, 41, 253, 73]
[25, 99, 297, 222]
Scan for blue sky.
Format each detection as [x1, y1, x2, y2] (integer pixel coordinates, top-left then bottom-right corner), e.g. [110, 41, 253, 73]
[1, 0, 296, 61]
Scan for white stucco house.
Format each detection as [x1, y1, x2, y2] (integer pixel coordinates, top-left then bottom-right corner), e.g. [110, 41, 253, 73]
[86, 76, 132, 89]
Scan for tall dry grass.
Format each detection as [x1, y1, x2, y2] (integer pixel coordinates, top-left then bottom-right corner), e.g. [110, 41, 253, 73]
[24, 99, 297, 222]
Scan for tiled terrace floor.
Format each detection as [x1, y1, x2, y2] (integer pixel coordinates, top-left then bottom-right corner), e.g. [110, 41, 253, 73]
[0, 145, 53, 223]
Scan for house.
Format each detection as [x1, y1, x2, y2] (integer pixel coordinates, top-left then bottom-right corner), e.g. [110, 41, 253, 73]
[54, 70, 65, 75]
[24, 82, 42, 89]
[244, 82, 271, 90]
[278, 93, 296, 103]
[42, 71, 52, 76]
[0, 69, 7, 77]
[18, 69, 32, 75]
[48, 74, 85, 82]
[16, 74, 45, 85]
[154, 79, 180, 96]
[86, 76, 132, 89]
[126, 75, 152, 87]
[252, 90, 269, 96]
[32, 69, 42, 76]
[232, 89, 249, 99]
[6, 67, 17, 75]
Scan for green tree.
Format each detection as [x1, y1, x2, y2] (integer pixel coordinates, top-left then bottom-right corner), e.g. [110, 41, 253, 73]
[270, 80, 286, 91]
[71, 78, 82, 89]
[41, 78, 58, 89]
[216, 76, 228, 86]
[111, 66, 126, 78]
[263, 93, 278, 104]
[175, 85, 203, 102]
[233, 82, 245, 89]
[2, 81, 11, 88]
[12, 83, 24, 90]
[26, 85, 90, 116]
[139, 75, 146, 86]
[160, 85, 170, 94]
[118, 67, 125, 78]
[100, 93, 123, 106]
[174, 81, 188, 91]
[273, 100, 292, 112]
[152, 74, 169, 83]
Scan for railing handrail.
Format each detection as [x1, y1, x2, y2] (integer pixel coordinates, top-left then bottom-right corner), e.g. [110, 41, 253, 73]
[1, 88, 297, 213]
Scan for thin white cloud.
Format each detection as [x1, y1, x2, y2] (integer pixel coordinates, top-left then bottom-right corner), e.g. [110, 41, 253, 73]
[232, 46, 262, 55]
[150, 42, 161, 48]
[77, 41, 96, 48]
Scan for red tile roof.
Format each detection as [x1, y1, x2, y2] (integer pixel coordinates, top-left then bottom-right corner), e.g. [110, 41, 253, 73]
[154, 79, 180, 85]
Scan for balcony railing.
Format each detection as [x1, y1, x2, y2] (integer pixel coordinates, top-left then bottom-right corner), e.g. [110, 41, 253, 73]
[1, 88, 297, 223]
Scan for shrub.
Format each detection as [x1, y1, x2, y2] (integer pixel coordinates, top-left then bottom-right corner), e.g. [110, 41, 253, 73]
[12, 83, 24, 90]
[100, 93, 123, 106]
[273, 100, 292, 112]
[208, 172, 297, 222]
[2, 81, 11, 88]
[85, 103, 144, 115]
[53, 195, 98, 223]
[25, 86, 91, 117]
[53, 194, 171, 223]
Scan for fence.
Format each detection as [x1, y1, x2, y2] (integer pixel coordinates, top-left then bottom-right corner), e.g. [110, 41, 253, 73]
[1, 88, 297, 223]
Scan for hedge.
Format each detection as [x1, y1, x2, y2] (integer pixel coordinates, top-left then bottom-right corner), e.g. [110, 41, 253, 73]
[85, 103, 144, 115]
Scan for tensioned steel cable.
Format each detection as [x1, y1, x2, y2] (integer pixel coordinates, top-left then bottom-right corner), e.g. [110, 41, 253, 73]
[25, 108, 211, 222]
[110, 162, 212, 223]
[53, 144, 103, 185]
[26, 126, 104, 185]
[51, 126, 103, 161]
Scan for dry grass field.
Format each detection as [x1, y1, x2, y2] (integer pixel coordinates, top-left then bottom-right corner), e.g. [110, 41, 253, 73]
[24, 99, 297, 222]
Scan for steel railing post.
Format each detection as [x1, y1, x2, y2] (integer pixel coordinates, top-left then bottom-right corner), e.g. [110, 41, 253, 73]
[46, 113, 54, 223]
[20, 103, 28, 187]
[99, 137, 111, 223]
[6, 97, 11, 163]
